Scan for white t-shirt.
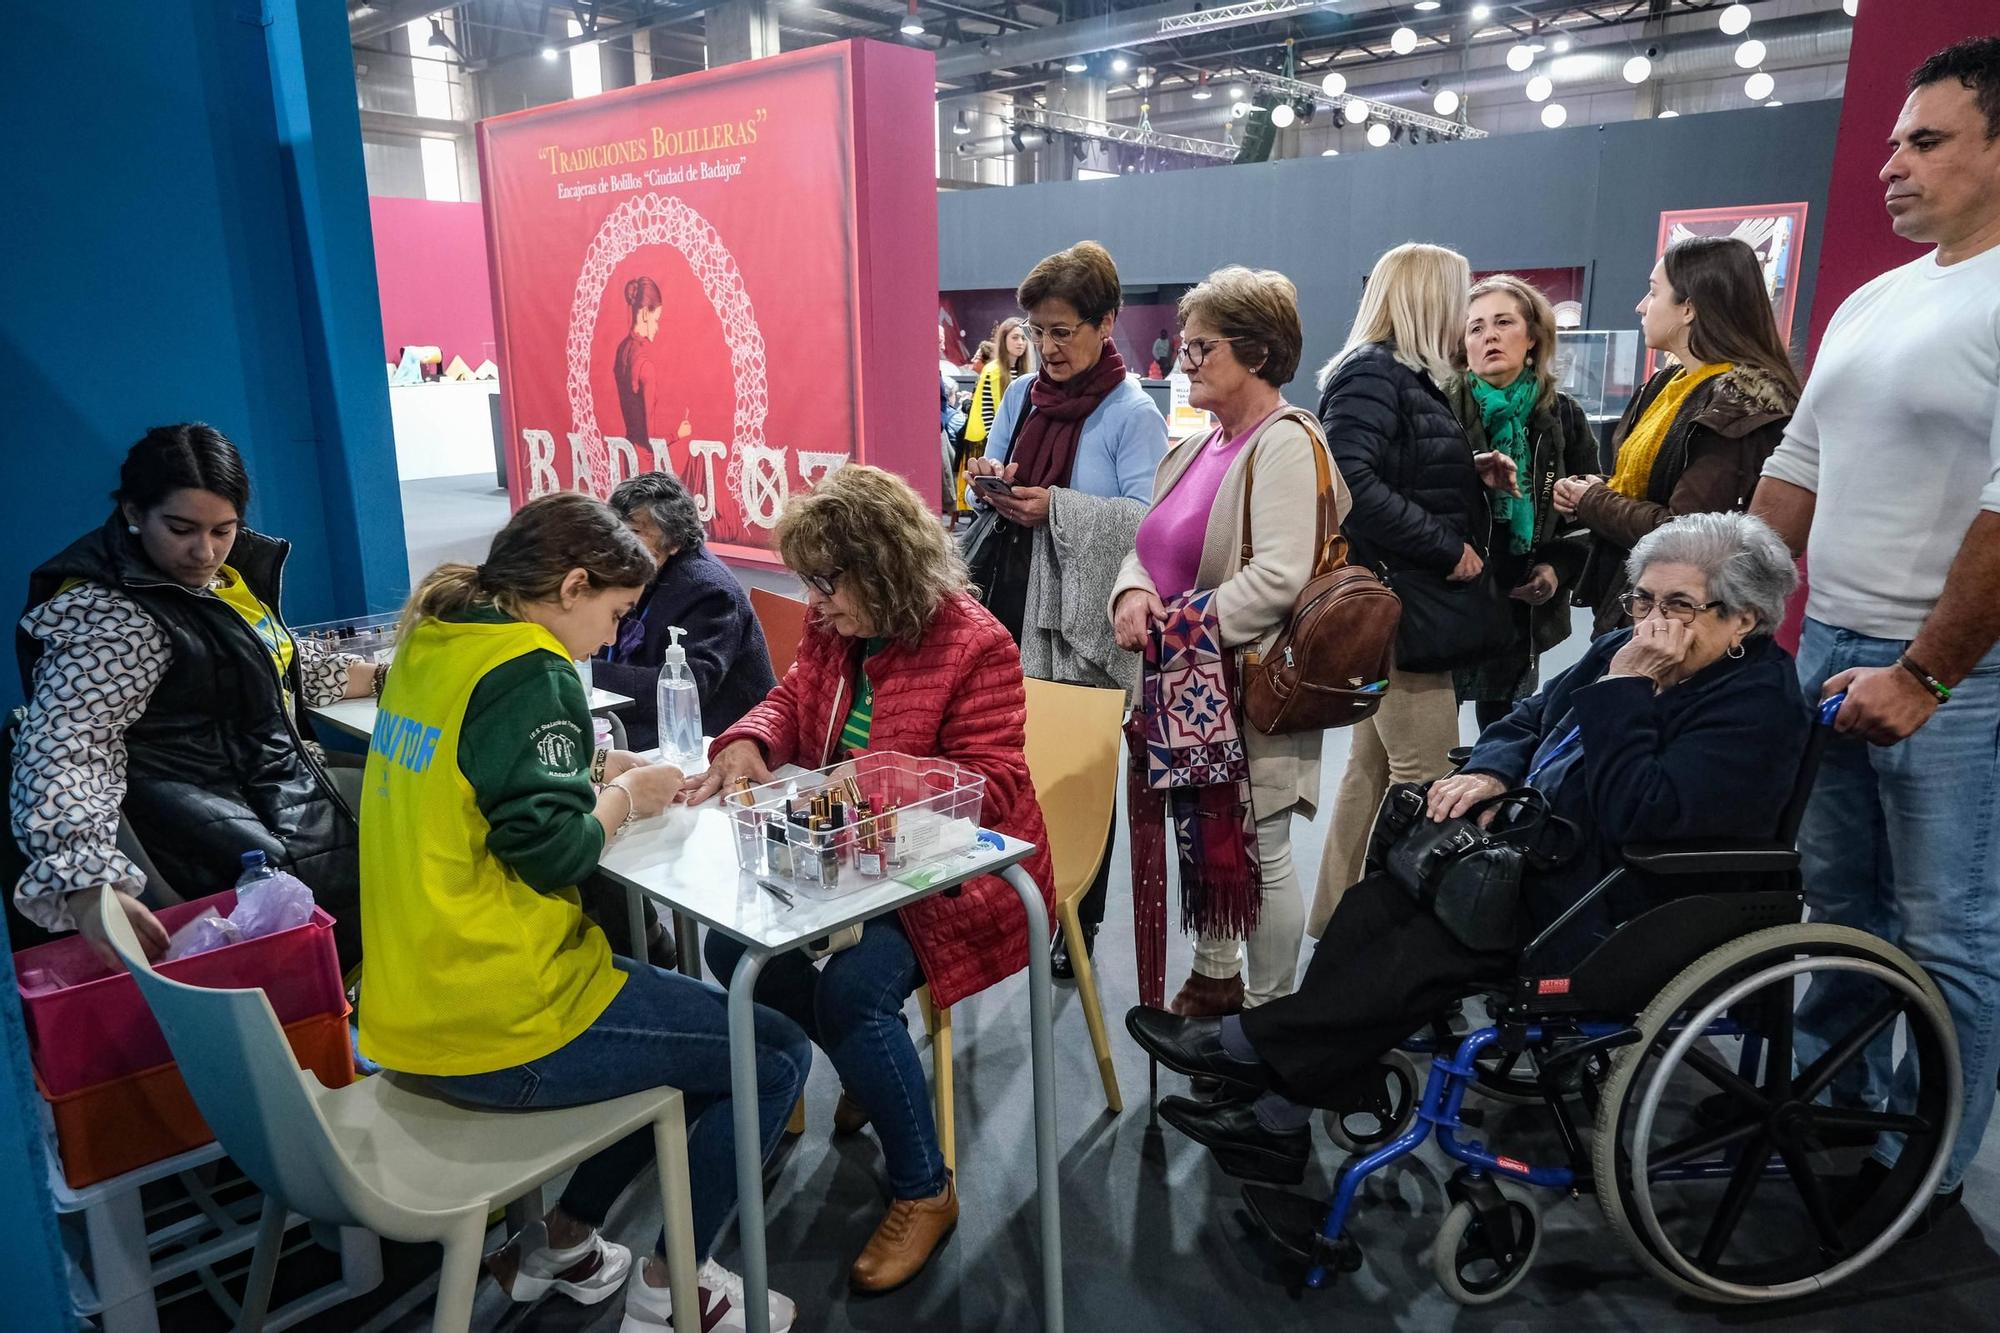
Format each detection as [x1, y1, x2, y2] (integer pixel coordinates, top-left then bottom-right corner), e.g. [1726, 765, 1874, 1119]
[1762, 243, 2000, 640]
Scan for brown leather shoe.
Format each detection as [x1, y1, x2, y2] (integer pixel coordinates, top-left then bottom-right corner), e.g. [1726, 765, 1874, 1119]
[832, 1091, 871, 1136]
[1168, 970, 1245, 1017]
[849, 1172, 958, 1292]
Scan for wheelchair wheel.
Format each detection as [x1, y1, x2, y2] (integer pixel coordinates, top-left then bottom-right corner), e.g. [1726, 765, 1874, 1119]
[1320, 1050, 1420, 1153]
[1470, 1045, 1544, 1106]
[1593, 925, 1961, 1304]
[1432, 1181, 1541, 1305]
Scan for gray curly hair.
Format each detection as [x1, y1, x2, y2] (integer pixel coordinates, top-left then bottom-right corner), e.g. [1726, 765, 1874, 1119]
[1625, 511, 1797, 634]
[609, 472, 705, 556]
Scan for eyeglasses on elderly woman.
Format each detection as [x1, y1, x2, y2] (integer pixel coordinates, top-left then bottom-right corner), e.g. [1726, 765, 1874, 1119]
[1176, 335, 1245, 369]
[1617, 590, 1725, 624]
[800, 569, 844, 598]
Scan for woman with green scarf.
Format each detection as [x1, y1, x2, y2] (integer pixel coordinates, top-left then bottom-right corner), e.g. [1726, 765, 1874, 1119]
[1448, 275, 1599, 728]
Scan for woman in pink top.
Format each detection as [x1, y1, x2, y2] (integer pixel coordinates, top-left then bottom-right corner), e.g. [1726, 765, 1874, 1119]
[1111, 268, 1352, 1019]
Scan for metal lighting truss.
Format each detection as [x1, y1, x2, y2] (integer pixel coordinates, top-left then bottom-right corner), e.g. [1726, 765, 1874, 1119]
[1240, 69, 1489, 139]
[1012, 104, 1238, 160]
[1156, 0, 1339, 39]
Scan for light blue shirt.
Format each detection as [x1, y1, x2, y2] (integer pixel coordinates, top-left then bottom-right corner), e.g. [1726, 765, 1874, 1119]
[984, 372, 1167, 502]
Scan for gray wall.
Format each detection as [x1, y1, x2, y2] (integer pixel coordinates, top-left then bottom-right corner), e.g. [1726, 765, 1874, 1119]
[940, 102, 1840, 392]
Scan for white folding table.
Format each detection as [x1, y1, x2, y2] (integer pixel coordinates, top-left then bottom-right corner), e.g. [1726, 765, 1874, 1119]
[594, 796, 1064, 1333]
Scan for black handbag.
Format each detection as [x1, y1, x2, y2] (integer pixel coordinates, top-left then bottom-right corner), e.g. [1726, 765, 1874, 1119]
[1384, 559, 1514, 674]
[1369, 782, 1575, 952]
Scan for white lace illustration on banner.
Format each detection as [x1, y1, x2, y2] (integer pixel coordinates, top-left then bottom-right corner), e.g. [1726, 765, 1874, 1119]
[564, 194, 780, 526]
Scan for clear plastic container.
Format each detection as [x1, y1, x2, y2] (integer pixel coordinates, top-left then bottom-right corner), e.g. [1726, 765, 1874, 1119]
[291, 611, 400, 666]
[656, 626, 704, 772]
[723, 752, 986, 897]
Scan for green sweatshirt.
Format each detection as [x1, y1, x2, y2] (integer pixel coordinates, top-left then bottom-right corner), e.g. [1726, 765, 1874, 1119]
[450, 605, 605, 892]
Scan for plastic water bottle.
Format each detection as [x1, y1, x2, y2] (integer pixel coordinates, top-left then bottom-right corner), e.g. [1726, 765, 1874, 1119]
[237, 849, 275, 891]
[656, 625, 704, 772]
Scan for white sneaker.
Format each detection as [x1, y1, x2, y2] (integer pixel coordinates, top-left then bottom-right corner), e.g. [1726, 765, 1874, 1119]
[488, 1219, 632, 1306]
[618, 1256, 798, 1332]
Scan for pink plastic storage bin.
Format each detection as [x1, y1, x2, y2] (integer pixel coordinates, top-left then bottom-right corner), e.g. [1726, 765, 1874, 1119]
[13, 888, 347, 1098]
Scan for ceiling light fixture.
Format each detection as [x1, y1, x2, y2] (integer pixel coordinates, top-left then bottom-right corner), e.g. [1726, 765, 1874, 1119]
[1506, 44, 1534, 72]
[1321, 147, 1339, 156]
[1745, 70, 1775, 100]
[1526, 74, 1553, 102]
[1344, 96, 1370, 124]
[1111, 54, 1131, 73]
[1766, 99, 1785, 107]
[427, 18, 452, 50]
[1367, 122, 1392, 147]
[1553, 36, 1572, 53]
[1321, 70, 1347, 97]
[540, 44, 559, 60]
[900, 0, 924, 37]
[953, 109, 971, 134]
[1471, 3, 1491, 18]
[1735, 38, 1766, 68]
[1434, 89, 1460, 116]
[1623, 55, 1652, 84]
[1271, 103, 1296, 128]
[1192, 72, 1213, 99]
[1414, 0, 1441, 9]
[1231, 101, 1250, 119]
[1541, 102, 1568, 128]
[1230, 83, 1247, 100]
[1064, 57, 1088, 73]
[1658, 108, 1679, 118]
[1719, 4, 1752, 35]
[1390, 26, 1419, 56]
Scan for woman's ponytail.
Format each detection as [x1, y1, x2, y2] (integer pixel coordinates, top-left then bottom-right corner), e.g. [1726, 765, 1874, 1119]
[398, 563, 483, 640]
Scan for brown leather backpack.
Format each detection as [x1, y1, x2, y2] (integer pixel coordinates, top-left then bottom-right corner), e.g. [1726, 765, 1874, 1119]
[1238, 417, 1403, 734]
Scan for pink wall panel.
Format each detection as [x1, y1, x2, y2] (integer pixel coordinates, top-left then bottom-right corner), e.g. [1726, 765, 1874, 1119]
[368, 195, 498, 367]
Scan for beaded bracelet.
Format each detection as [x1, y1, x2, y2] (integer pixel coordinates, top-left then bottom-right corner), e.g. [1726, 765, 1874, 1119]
[1898, 654, 1951, 704]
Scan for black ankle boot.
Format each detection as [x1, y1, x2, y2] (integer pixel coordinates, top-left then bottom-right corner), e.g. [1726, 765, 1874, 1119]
[1052, 923, 1097, 981]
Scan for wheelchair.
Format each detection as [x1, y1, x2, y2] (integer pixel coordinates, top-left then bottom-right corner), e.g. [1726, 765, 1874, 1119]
[1241, 694, 1963, 1306]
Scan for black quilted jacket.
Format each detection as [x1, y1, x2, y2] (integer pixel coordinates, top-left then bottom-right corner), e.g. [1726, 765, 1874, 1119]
[1317, 341, 1486, 577]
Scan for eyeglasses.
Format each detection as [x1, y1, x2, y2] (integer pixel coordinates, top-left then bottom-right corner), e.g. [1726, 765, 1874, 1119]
[1177, 336, 1243, 369]
[1025, 320, 1099, 348]
[801, 569, 843, 598]
[1618, 591, 1725, 624]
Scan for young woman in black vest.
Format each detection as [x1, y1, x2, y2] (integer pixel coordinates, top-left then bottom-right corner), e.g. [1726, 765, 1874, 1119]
[12, 423, 376, 969]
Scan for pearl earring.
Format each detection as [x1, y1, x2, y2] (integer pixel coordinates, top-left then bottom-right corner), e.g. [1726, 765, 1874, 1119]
[126, 524, 140, 535]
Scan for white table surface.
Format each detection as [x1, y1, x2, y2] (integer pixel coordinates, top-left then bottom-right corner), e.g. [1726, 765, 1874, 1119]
[307, 687, 633, 742]
[595, 799, 1034, 951]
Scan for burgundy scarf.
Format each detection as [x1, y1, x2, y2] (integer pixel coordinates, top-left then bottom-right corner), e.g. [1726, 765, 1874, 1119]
[1123, 589, 1262, 1009]
[1010, 341, 1129, 488]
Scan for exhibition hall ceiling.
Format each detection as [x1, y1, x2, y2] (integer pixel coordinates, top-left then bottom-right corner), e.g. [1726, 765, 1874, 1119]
[349, 0, 1858, 164]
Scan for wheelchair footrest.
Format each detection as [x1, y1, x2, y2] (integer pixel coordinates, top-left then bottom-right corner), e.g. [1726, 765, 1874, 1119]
[1242, 1185, 1362, 1273]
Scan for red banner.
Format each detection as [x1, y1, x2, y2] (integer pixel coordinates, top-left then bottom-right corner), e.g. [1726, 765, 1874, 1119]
[479, 44, 921, 563]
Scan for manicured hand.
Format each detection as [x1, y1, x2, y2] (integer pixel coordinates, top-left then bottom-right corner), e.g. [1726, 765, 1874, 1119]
[1473, 450, 1521, 497]
[1448, 543, 1485, 583]
[1509, 563, 1559, 605]
[1112, 588, 1167, 651]
[1427, 772, 1507, 824]
[1822, 665, 1941, 746]
[1607, 616, 1693, 684]
[682, 740, 772, 805]
[72, 886, 169, 968]
[987, 483, 1052, 528]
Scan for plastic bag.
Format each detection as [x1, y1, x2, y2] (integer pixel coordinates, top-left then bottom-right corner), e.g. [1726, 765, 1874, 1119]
[163, 872, 316, 961]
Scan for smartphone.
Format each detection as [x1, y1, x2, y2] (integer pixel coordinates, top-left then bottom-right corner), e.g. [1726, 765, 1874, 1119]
[971, 474, 1016, 497]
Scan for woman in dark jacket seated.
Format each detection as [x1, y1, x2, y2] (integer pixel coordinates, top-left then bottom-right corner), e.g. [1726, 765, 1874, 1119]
[594, 472, 776, 750]
[1126, 511, 1810, 1185]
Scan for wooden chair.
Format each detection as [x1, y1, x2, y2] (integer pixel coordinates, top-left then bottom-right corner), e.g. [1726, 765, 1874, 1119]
[920, 678, 1127, 1172]
[749, 586, 808, 679]
[98, 895, 700, 1332]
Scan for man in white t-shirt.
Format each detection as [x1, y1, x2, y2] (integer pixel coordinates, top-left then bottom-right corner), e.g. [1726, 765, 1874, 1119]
[1755, 37, 2000, 1215]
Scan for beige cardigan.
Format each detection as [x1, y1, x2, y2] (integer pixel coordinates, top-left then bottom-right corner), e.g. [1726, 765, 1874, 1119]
[1110, 404, 1353, 820]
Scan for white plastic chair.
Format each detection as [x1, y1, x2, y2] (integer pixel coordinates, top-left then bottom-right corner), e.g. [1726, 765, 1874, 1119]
[99, 894, 700, 1332]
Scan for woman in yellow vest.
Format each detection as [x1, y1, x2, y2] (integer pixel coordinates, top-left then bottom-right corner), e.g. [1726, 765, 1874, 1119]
[359, 492, 810, 1333]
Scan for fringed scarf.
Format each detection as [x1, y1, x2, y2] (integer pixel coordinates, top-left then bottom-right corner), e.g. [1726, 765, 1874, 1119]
[1123, 588, 1262, 1008]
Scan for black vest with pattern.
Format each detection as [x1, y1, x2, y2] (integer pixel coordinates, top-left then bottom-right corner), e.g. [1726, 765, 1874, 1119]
[19, 516, 360, 966]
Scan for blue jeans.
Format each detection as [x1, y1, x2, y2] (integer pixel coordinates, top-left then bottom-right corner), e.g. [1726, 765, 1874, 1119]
[425, 958, 811, 1261]
[705, 916, 947, 1201]
[1792, 617, 2000, 1190]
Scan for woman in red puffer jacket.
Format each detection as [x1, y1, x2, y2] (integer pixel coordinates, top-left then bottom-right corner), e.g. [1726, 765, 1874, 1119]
[688, 464, 1052, 1295]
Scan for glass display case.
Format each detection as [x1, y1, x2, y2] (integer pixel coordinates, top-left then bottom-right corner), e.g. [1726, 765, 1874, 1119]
[1551, 328, 1644, 423]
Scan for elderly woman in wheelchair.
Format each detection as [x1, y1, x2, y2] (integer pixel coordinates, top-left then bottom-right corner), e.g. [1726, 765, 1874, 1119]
[1127, 511, 1964, 1305]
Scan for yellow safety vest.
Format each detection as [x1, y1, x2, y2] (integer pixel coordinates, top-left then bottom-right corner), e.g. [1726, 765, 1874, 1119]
[357, 616, 624, 1074]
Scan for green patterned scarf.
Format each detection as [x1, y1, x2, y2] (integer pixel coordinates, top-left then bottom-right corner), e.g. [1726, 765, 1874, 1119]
[1468, 372, 1540, 556]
